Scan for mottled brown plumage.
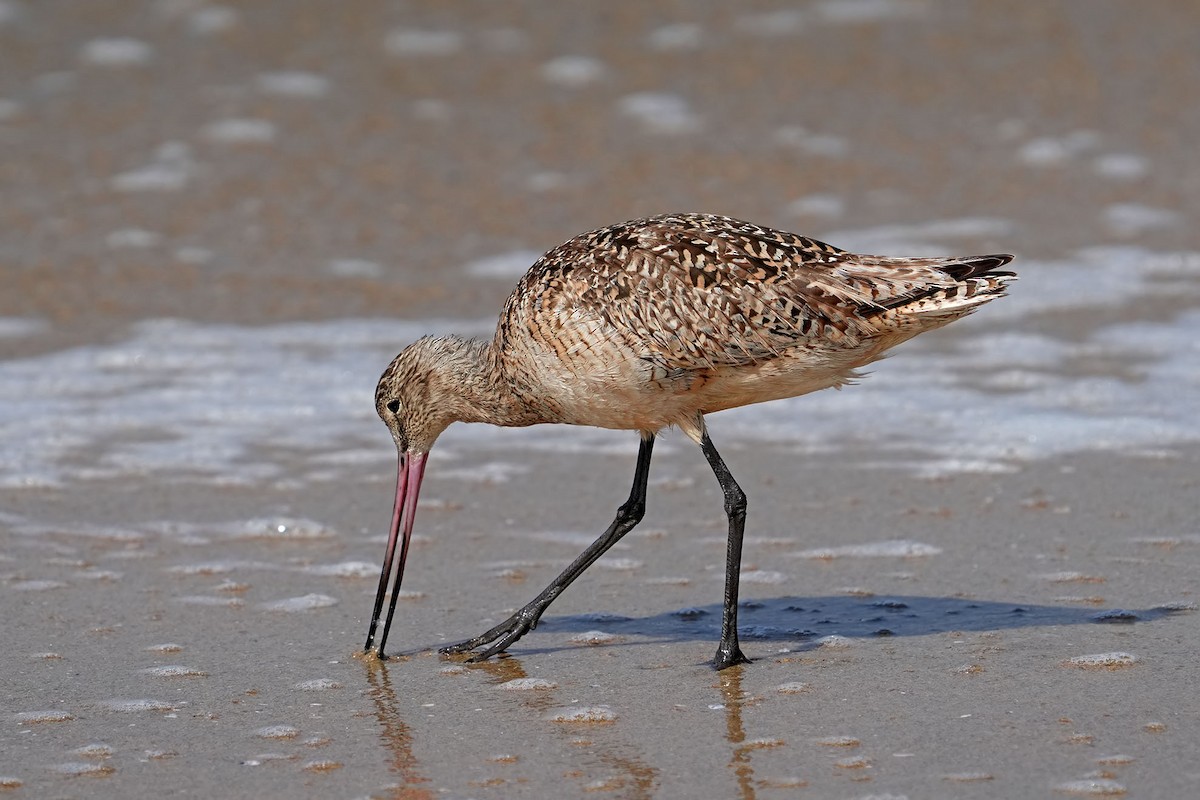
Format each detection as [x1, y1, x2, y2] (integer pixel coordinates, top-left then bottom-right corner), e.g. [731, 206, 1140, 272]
[364, 212, 1015, 668]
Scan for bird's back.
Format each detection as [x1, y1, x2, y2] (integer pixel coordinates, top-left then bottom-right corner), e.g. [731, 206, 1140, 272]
[494, 213, 1014, 431]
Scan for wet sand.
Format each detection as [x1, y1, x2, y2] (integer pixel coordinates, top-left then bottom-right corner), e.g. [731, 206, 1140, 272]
[4, 1, 1200, 797]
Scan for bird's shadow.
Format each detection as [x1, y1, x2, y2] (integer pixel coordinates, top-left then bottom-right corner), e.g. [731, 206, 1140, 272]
[530, 594, 1191, 652]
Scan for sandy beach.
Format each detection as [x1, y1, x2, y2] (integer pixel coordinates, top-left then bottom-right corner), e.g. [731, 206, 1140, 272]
[3, 1, 1200, 797]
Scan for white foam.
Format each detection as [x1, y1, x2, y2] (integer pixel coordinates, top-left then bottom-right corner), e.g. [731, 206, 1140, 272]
[618, 92, 702, 135]
[544, 705, 616, 723]
[140, 665, 207, 677]
[816, 0, 927, 24]
[1093, 153, 1148, 180]
[540, 56, 606, 88]
[329, 258, 384, 278]
[1104, 203, 1180, 236]
[735, 10, 805, 36]
[774, 126, 850, 158]
[497, 678, 557, 691]
[80, 38, 153, 66]
[1063, 652, 1139, 669]
[1054, 778, 1127, 795]
[794, 540, 942, 559]
[384, 29, 462, 57]
[259, 593, 338, 612]
[102, 698, 176, 712]
[201, 118, 276, 144]
[106, 228, 163, 249]
[647, 23, 703, 51]
[1017, 130, 1100, 166]
[187, 5, 238, 35]
[294, 678, 342, 691]
[787, 194, 845, 218]
[256, 71, 330, 98]
[110, 141, 195, 192]
[464, 250, 541, 278]
[0, 317, 48, 338]
[302, 561, 375, 578]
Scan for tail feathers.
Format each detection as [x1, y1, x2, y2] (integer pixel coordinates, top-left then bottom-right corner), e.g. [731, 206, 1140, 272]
[941, 253, 1016, 281]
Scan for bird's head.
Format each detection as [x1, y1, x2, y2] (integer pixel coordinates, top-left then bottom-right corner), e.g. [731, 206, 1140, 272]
[364, 335, 477, 657]
[374, 335, 469, 455]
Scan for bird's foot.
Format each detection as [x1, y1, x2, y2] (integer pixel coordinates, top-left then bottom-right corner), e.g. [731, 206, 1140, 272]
[712, 641, 751, 671]
[439, 605, 543, 661]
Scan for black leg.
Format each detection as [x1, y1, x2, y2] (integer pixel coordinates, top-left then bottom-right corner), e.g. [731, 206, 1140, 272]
[441, 433, 656, 661]
[699, 431, 751, 670]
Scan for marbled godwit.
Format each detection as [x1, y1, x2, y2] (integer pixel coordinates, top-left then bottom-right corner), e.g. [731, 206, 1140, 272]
[363, 212, 1015, 669]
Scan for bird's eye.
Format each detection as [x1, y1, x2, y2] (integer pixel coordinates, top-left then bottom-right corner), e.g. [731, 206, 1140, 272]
[386, 400, 400, 414]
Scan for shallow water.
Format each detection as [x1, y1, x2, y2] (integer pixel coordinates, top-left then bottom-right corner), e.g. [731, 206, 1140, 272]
[4, 1, 1200, 797]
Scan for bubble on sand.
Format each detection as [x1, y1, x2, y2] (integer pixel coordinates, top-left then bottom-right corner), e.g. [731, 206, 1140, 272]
[618, 92, 702, 135]
[254, 725, 300, 740]
[0, 776, 22, 788]
[1063, 652, 1139, 669]
[10, 579, 66, 591]
[101, 699, 176, 712]
[439, 665, 468, 675]
[833, 756, 870, 769]
[260, 593, 338, 612]
[302, 561, 375, 578]
[739, 569, 788, 584]
[944, 772, 994, 782]
[176, 595, 244, 607]
[497, 678, 557, 691]
[815, 635, 854, 649]
[228, 518, 337, 540]
[1039, 571, 1105, 583]
[141, 665, 207, 678]
[13, 710, 74, 724]
[816, 736, 861, 747]
[31, 652, 63, 660]
[1055, 778, 1127, 796]
[570, 631, 621, 646]
[294, 679, 342, 691]
[201, 118, 276, 144]
[384, 29, 462, 57]
[795, 539, 941, 559]
[72, 743, 114, 758]
[302, 759, 343, 772]
[540, 56, 606, 87]
[256, 71, 330, 98]
[545, 706, 616, 724]
[145, 643, 184, 653]
[598, 557, 642, 571]
[80, 38, 153, 66]
[53, 761, 115, 776]
[776, 682, 812, 694]
[1095, 754, 1135, 765]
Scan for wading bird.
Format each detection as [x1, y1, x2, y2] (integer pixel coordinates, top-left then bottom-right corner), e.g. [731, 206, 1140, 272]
[362, 212, 1014, 669]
